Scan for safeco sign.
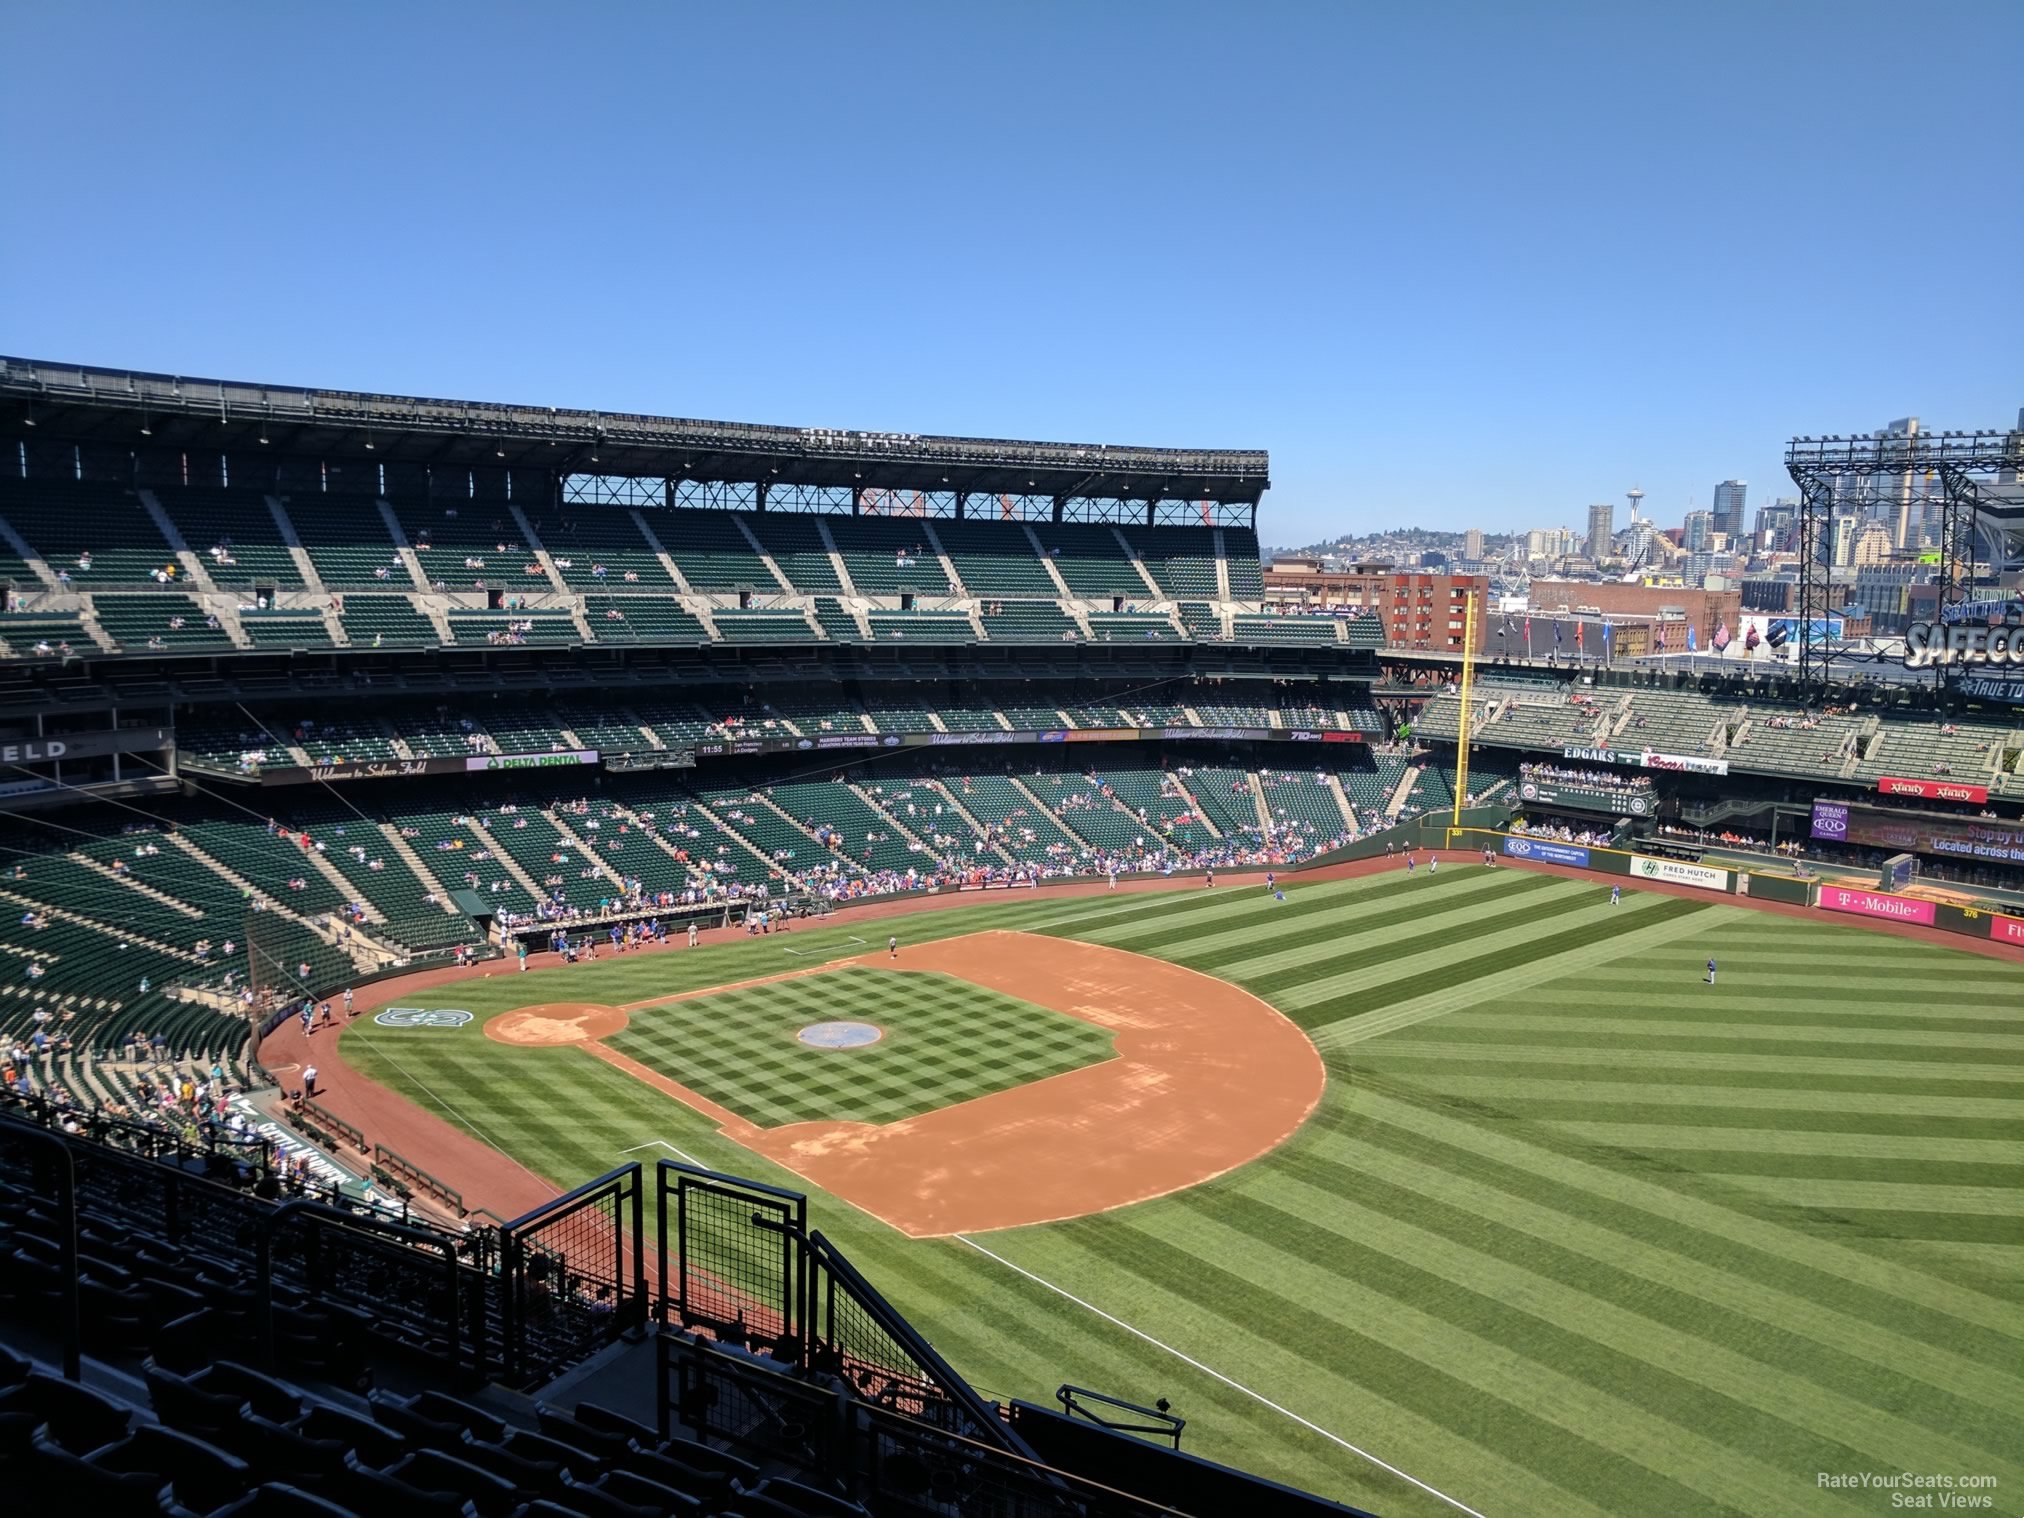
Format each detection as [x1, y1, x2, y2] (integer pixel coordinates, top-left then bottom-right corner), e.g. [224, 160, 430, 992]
[1904, 621, 2024, 669]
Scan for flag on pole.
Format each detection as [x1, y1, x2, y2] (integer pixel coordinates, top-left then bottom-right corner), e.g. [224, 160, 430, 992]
[1714, 622, 1731, 650]
[1524, 615, 1532, 649]
[1602, 621, 1613, 656]
[1575, 621, 1584, 651]
[1688, 624, 1698, 652]
[1745, 623, 1761, 650]
[1554, 621, 1563, 646]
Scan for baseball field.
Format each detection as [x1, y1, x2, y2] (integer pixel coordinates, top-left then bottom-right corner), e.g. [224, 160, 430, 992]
[338, 866, 2024, 1517]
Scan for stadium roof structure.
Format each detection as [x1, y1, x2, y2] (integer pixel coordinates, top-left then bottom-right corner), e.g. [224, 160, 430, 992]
[0, 356, 1269, 517]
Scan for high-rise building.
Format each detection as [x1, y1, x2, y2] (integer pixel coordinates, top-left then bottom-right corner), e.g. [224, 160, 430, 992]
[1712, 480, 1748, 542]
[1463, 527, 1484, 561]
[1756, 498, 1800, 553]
[1586, 502, 1614, 559]
[1683, 509, 1714, 554]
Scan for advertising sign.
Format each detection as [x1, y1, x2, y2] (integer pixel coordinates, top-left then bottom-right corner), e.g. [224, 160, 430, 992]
[1519, 780, 1649, 815]
[1989, 915, 2024, 946]
[1810, 803, 2024, 865]
[1559, 745, 1728, 777]
[1501, 836, 1591, 867]
[1818, 886, 1937, 926]
[1876, 776, 1988, 804]
[1809, 800, 1851, 840]
[1629, 855, 1730, 891]
[1904, 620, 2024, 669]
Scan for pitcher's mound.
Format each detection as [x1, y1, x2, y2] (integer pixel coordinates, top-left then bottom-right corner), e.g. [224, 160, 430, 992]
[486, 1003, 630, 1046]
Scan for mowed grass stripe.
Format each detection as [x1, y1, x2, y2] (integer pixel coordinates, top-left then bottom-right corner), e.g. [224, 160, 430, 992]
[1544, 1121, 2024, 1164]
[1174, 1172, 2015, 1488]
[1405, 1076, 2024, 1120]
[1286, 896, 1708, 1020]
[1703, 1177, 2023, 1216]
[1100, 1208, 1816, 1516]
[1284, 1116, 2021, 1448]
[1351, 1087, 2024, 1342]
[1219, 877, 1600, 995]
[997, 1228, 1634, 1518]
[1360, 1040, 2024, 1084]
[1425, 1013, 2024, 1051]
[1100, 870, 1537, 966]
[1312, 904, 1715, 1047]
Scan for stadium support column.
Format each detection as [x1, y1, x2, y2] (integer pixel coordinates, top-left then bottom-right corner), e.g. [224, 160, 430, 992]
[1450, 588, 1479, 842]
[1791, 466, 1837, 692]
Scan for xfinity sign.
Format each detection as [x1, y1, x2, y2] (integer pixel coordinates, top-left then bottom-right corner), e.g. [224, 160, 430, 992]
[1904, 620, 2024, 669]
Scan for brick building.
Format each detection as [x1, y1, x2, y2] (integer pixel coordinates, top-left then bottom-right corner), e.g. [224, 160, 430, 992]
[1263, 563, 1492, 652]
[1526, 580, 1742, 652]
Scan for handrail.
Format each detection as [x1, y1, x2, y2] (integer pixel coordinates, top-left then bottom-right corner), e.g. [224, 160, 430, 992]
[252, 1195, 466, 1373]
[0, 1110, 80, 1379]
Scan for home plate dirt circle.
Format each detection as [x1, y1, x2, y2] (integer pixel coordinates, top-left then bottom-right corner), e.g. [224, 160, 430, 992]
[485, 1003, 630, 1046]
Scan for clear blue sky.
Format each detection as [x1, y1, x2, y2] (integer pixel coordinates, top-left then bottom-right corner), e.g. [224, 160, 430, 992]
[5, 2, 2018, 546]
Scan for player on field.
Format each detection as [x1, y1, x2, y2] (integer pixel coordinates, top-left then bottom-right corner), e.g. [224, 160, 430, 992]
[1705, 957, 1717, 985]
[1265, 871, 1275, 894]
[889, 935, 899, 960]
[1610, 885, 1620, 906]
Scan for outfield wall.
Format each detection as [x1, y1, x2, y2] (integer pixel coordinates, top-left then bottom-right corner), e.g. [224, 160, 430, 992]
[1436, 826, 2024, 949]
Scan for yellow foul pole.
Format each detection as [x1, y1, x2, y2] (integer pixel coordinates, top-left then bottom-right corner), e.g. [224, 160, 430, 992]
[1450, 588, 1479, 841]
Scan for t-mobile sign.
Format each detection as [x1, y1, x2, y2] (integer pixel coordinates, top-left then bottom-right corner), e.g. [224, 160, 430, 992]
[1810, 801, 1851, 841]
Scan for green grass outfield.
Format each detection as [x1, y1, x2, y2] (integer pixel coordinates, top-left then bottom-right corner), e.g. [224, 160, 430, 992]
[343, 868, 2024, 1517]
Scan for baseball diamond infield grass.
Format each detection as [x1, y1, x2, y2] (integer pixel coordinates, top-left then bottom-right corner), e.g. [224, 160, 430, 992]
[609, 967, 1118, 1126]
[342, 868, 2024, 1518]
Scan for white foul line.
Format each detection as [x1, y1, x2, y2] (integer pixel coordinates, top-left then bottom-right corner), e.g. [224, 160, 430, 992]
[954, 1234, 1488, 1518]
[621, 1138, 710, 1167]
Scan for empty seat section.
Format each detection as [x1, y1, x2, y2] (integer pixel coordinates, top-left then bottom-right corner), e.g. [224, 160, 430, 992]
[528, 506, 677, 589]
[336, 594, 438, 647]
[749, 516, 843, 593]
[1128, 526, 1221, 599]
[712, 610, 814, 643]
[865, 612, 972, 643]
[161, 487, 306, 588]
[0, 615, 90, 658]
[1232, 615, 1340, 645]
[1032, 524, 1145, 598]
[286, 495, 409, 587]
[92, 594, 234, 651]
[583, 595, 708, 644]
[931, 519, 1056, 595]
[239, 612, 334, 649]
[0, 479, 178, 584]
[1086, 611, 1178, 641]
[976, 601, 1079, 642]
[824, 516, 950, 595]
[811, 598, 863, 642]
[1178, 602, 1225, 639]
[1222, 526, 1267, 598]
[652, 510, 772, 590]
